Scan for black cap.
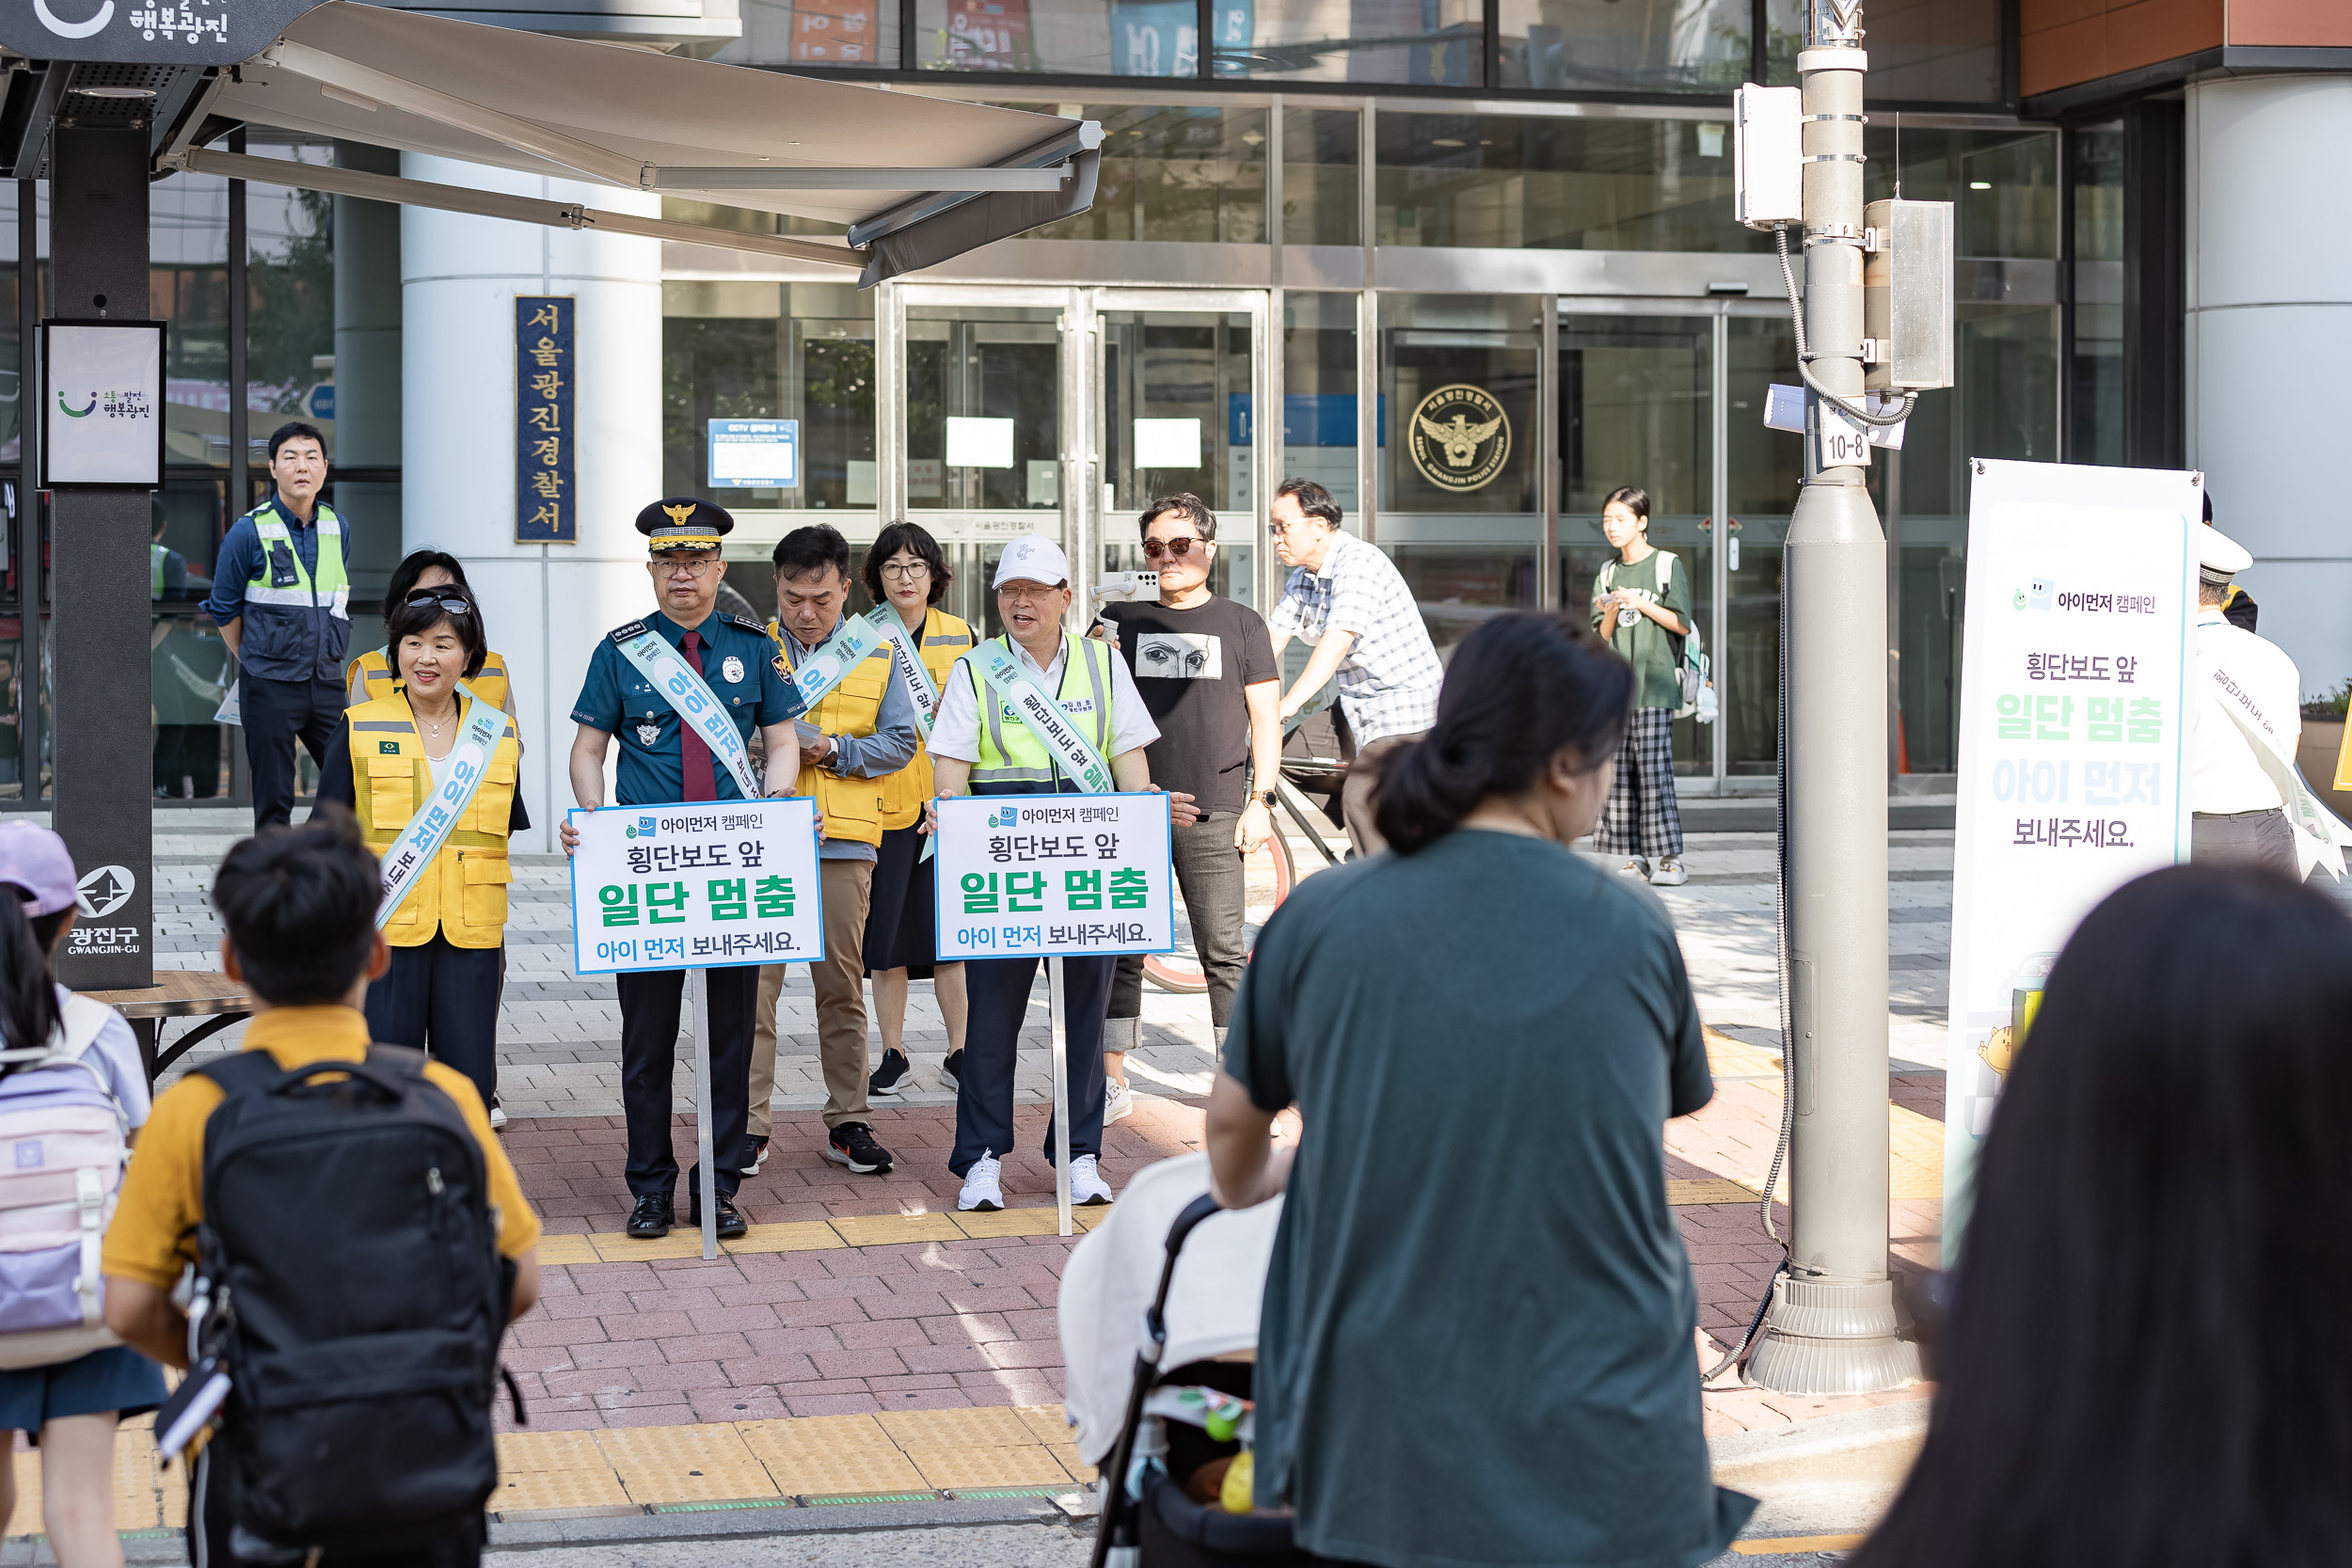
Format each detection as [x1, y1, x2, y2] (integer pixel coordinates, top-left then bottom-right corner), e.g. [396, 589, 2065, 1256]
[636, 498, 734, 554]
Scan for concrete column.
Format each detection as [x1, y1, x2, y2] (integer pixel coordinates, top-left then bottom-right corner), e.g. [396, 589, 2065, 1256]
[402, 155, 663, 852]
[2186, 75, 2352, 696]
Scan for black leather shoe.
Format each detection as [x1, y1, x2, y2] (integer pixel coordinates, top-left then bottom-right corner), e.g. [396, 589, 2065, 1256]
[626, 1194, 674, 1239]
[688, 1196, 749, 1241]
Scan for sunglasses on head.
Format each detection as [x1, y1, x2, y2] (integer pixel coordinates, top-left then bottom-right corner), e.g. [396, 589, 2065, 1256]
[1140, 536, 1204, 561]
[404, 591, 474, 616]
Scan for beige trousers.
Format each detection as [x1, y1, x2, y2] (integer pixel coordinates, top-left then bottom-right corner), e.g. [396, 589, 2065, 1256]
[750, 857, 875, 1137]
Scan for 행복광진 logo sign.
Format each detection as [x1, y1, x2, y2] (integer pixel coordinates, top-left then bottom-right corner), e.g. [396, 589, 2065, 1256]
[1407, 384, 1510, 492]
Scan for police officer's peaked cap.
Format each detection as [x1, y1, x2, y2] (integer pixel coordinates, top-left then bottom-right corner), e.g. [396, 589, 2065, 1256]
[636, 498, 734, 554]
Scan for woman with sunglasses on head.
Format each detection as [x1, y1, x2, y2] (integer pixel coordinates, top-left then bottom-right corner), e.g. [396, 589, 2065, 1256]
[858, 523, 977, 1100]
[314, 589, 526, 1121]
[345, 551, 517, 738]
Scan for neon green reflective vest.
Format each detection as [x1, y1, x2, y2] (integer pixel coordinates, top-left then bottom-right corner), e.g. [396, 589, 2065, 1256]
[963, 633, 1116, 791]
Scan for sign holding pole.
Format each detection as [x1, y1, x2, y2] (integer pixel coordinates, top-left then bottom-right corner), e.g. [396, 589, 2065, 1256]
[933, 791, 1174, 1233]
[569, 797, 825, 1257]
[1943, 458, 2198, 1246]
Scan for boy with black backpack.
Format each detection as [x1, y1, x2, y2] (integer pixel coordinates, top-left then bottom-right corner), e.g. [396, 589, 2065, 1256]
[102, 816, 542, 1568]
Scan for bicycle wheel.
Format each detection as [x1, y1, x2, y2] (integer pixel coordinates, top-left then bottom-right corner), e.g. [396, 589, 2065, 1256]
[1143, 827, 1295, 993]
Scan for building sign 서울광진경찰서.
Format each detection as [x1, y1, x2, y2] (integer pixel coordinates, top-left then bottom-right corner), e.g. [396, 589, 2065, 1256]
[931, 793, 1174, 960]
[516, 296, 575, 544]
[568, 798, 825, 974]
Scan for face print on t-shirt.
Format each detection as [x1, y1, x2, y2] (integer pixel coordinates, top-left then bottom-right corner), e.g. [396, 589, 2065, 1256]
[1134, 631, 1222, 682]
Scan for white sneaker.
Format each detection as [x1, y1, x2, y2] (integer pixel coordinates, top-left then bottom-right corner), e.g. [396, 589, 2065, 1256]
[1104, 1078, 1135, 1125]
[1648, 858, 1690, 887]
[958, 1152, 1004, 1212]
[489, 1101, 507, 1132]
[1069, 1154, 1114, 1207]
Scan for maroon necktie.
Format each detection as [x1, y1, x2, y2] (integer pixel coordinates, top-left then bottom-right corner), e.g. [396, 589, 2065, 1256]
[678, 630, 717, 802]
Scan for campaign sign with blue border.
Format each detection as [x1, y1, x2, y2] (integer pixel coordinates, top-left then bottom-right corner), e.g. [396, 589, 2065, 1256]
[933, 793, 1176, 960]
[569, 798, 824, 974]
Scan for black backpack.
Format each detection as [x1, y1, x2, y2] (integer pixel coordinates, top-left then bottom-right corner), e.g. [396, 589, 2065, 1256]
[193, 1046, 516, 1555]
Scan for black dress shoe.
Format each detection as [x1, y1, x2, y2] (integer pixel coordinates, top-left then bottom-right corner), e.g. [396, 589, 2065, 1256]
[626, 1194, 674, 1239]
[689, 1196, 749, 1241]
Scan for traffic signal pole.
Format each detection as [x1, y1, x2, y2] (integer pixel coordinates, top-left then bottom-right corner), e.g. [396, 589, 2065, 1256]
[1743, 0, 1922, 1395]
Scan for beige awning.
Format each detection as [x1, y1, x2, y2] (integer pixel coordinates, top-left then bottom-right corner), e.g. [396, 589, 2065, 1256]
[160, 0, 1100, 283]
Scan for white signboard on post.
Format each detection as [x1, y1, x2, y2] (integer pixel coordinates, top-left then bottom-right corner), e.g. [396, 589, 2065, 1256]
[567, 798, 825, 975]
[932, 793, 1175, 961]
[1944, 458, 2199, 1242]
[42, 322, 165, 488]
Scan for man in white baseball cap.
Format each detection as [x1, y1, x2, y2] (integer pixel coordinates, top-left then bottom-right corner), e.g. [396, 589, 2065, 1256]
[2190, 525, 2321, 876]
[923, 534, 1197, 1212]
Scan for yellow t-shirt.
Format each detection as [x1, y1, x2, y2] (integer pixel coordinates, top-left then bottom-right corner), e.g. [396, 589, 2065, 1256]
[103, 1006, 541, 1291]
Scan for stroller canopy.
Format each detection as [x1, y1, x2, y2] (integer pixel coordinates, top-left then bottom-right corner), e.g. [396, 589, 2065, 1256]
[1058, 1153, 1284, 1467]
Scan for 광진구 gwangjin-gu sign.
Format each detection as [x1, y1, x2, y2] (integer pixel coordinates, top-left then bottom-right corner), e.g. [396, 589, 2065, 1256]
[2, 0, 323, 63]
[516, 296, 575, 544]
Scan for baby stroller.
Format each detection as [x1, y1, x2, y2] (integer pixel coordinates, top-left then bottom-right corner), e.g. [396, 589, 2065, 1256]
[1061, 1153, 1317, 1568]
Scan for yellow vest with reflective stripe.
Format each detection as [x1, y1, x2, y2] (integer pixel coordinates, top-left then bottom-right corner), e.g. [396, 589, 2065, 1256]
[347, 692, 522, 948]
[347, 644, 512, 713]
[878, 607, 975, 830]
[965, 634, 1117, 790]
[768, 617, 894, 848]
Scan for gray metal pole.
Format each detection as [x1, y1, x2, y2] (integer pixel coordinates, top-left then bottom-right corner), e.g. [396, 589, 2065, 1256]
[692, 966, 718, 1259]
[48, 121, 154, 993]
[1744, 0, 1920, 1396]
[18, 177, 41, 808]
[1049, 953, 1073, 1237]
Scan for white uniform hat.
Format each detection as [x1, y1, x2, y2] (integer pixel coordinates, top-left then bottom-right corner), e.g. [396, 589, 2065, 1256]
[993, 534, 1072, 589]
[2199, 527, 2253, 580]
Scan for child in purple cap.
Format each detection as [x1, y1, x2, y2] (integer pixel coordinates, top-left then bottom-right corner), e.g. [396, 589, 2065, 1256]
[0, 822, 166, 1560]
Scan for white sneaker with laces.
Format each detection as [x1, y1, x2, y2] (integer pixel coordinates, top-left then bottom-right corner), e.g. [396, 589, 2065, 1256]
[958, 1151, 1005, 1212]
[1104, 1078, 1135, 1125]
[1069, 1154, 1114, 1207]
[489, 1102, 508, 1132]
[1648, 859, 1690, 887]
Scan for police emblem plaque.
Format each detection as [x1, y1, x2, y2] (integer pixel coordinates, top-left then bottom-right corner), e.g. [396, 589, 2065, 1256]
[1406, 384, 1510, 493]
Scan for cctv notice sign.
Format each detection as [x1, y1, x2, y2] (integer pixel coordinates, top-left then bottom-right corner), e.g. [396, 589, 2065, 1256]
[568, 798, 824, 975]
[1944, 459, 2198, 1246]
[41, 322, 165, 488]
[932, 794, 1174, 960]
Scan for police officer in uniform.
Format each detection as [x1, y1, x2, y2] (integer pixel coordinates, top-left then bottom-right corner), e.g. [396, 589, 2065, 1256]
[2190, 526, 2306, 878]
[201, 421, 352, 831]
[563, 500, 805, 1241]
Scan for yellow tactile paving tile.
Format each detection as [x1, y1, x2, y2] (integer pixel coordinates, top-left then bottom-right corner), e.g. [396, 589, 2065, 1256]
[591, 1230, 710, 1262]
[738, 1413, 898, 1461]
[949, 1208, 1065, 1239]
[879, 1405, 1042, 1449]
[728, 1221, 844, 1254]
[901, 1443, 1075, 1490]
[760, 1447, 930, 1497]
[1048, 1443, 1094, 1482]
[1014, 1404, 1075, 1445]
[493, 1466, 634, 1512]
[828, 1212, 965, 1247]
[595, 1424, 781, 1505]
[1667, 1178, 1765, 1206]
[1888, 1101, 1944, 1200]
[1704, 1028, 1785, 1079]
[553, 1201, 1118, 1261]
[498, 1431, 608, 1473]
[533, 1234, 598, 1266]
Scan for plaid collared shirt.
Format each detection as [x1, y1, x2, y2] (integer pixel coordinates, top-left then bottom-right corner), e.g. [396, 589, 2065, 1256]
[1270, 531, 1443, 745]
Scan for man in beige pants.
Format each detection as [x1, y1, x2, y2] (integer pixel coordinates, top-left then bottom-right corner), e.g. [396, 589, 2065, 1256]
[750, 526, 919, 1177]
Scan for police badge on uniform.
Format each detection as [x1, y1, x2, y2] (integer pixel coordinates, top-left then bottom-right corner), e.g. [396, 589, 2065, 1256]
[722, 656, 744, 684]
[637, 721, 660, 746]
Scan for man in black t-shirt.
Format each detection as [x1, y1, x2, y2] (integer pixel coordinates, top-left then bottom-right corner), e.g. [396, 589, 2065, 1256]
[1098, 494, 1282, 1123]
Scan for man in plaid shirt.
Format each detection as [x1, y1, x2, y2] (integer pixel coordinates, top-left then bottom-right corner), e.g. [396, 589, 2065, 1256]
[1268, 479, 1444, 856]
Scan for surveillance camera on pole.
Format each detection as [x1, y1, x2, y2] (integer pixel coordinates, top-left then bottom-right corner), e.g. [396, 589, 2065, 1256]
[1730, 0, 1950, 1395]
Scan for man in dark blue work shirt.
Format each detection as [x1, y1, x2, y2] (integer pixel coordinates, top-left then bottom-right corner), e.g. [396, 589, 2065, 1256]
[561, 499, 805, 1242]
[201, 422, 352, 830]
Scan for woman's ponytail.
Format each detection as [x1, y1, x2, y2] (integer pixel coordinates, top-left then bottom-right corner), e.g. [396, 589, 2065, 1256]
[0, 890, 63, 1069]
[1371, 612, 1634, 854]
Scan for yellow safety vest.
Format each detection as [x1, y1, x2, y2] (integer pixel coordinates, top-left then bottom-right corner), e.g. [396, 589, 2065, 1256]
[964, 634, 1116, 791]
[877, 607, 976, 831]
[347, 691, 522, 948]
[347, 645, 512, 713]
[768, 617, 896, 848]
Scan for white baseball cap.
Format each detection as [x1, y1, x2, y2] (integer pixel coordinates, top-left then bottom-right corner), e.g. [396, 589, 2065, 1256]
[993, 534, 1071, 589]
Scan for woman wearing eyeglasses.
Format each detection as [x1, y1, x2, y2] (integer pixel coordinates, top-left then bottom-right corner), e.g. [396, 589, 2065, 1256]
[858, 523, 977, 1101]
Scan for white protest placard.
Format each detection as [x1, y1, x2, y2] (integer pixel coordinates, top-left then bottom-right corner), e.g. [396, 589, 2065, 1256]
[568, 798, 824, 975]
[1944, 458, 2198, 1243]
[932, 793, 1175, 961]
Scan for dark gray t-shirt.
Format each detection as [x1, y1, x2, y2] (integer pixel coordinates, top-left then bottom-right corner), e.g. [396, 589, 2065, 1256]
[1101, 594, 1277, 815]
[1224, 829, 1750, 1568]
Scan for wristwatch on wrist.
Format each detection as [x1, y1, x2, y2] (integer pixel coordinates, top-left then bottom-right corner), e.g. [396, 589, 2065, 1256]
[1256, 788, 1278, 809]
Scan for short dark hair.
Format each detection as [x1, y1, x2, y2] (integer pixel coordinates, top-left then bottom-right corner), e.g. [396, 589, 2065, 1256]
[1602, 485, 1651, 525]
[1140, 494, 1217, 542]
[863, 521, 952, 606]
[267, 421, 326, 463]
[386, 586, 487, 680]
[212, 812, 380, 1006]
[773, 525, 851, 583]
[387, 551, 469, 608]
[1852, 863, 2352, 1568]
[1275, 478, 1343, 530]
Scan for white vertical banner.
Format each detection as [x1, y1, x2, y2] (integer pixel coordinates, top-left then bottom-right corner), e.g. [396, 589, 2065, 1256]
[1944, 459, 2201, 1245]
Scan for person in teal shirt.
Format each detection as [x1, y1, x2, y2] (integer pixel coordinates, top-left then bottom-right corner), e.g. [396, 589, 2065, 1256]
[562, 499, 804, 1243]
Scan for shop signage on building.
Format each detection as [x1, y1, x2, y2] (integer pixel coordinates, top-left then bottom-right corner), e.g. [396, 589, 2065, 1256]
[4, 0, 322, 65]
[516, 295, 576, 544]
[1943, 458, 2198, 1244]
[568, 798, 825, 975]
[1407, 383, 1508, 492]
[932, 793, 1174, 960]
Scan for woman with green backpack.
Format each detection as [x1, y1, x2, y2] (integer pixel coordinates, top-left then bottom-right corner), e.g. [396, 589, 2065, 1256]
[1591, 485, 1692, 886]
